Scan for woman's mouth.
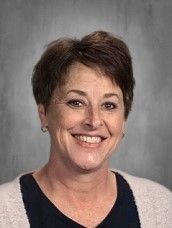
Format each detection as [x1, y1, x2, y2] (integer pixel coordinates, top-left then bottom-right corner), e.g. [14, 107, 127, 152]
[71, 134, 107, 147]
[74, 135, 102, 144]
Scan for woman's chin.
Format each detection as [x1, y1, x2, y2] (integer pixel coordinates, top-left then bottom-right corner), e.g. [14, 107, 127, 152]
[71, 156, 108, 173]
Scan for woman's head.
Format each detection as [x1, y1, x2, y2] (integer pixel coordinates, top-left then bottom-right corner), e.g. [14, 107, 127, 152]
[32, 31, 135, 119]
[37, 62, 125, 171]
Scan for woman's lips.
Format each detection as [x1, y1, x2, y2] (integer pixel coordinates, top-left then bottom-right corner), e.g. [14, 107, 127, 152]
[71, 134, 107, 148]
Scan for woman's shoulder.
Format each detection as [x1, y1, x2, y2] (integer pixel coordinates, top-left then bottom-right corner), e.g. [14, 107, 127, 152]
[112, 169, 172, 227]
[0, 174, 22, 209]
[0, 173, 30, 227]
[0, 171, 34, 200]
[0, 174, 21, 195]
[116, 169, 171, 195]
[113, 169, 172, 202]
[0, 171, 34, 194]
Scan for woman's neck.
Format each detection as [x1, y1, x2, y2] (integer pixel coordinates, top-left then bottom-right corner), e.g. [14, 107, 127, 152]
[33, 152, 116, 205]
[32, 151, 117, 227]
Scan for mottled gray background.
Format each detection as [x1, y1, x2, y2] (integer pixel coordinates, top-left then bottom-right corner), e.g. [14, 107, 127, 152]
[0, 0, 171, 189]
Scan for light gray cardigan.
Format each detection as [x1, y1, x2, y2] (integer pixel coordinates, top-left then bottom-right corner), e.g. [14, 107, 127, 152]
[0, 170, 172, 228]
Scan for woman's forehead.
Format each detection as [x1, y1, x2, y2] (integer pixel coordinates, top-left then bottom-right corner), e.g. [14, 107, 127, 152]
[53, 63, 123, 101]
[63, 62, 118, 88]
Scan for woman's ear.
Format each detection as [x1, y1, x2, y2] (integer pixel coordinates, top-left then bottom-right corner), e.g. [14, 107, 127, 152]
[37, 104, 48, 128]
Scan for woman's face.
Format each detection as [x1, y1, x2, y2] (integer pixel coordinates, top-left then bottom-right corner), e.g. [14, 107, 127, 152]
[39, 62, 125, 172]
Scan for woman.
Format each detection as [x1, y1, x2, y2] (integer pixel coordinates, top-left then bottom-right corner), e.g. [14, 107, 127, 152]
[0, 31, 171, 228]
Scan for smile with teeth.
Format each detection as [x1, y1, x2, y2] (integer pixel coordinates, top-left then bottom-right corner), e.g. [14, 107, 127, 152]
[74, 135, 102, 144]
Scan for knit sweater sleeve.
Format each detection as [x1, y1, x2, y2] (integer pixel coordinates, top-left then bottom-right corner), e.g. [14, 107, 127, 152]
[0, 177, 30, 228]
[119, 171, 172, 228]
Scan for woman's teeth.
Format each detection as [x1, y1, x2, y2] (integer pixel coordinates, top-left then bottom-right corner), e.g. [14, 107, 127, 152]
[74, 135, 102, 143]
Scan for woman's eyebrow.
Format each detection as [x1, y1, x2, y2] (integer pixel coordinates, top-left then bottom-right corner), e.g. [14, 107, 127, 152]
[67, 89, 87, 96]
[67, 90, 120, 99]
[104, 93, 120, 99]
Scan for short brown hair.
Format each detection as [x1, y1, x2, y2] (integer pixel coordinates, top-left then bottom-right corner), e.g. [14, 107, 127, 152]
[32, 31, 135, 119]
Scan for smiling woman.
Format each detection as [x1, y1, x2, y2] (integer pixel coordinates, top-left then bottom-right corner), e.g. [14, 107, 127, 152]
[0, 31, 172, 228]
[39, 62, 125, 173]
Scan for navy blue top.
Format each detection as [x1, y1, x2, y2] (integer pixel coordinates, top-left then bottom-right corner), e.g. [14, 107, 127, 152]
[20, 172, 140, 228]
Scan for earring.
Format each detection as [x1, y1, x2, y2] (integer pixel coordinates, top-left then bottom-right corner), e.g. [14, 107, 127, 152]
[41, 126, 48, 132]
[122, 132, 125, 138]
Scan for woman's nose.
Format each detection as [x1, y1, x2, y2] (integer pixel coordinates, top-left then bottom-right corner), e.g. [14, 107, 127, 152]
[82, 106, 103, 130]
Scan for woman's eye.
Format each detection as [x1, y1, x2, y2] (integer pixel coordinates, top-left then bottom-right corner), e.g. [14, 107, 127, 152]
[67, 99, 84, 108]
[102, 102, 117, 110]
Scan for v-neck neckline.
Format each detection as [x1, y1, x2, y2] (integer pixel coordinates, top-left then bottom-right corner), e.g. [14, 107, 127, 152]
[29, 171, 121, 227]
[20, 171, 141, 227]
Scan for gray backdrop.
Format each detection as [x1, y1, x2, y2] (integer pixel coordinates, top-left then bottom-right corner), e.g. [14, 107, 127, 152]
[0, 0, 171, 189]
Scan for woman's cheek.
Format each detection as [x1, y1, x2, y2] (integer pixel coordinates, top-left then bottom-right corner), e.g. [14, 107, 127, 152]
[108, 115, 124, 135]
